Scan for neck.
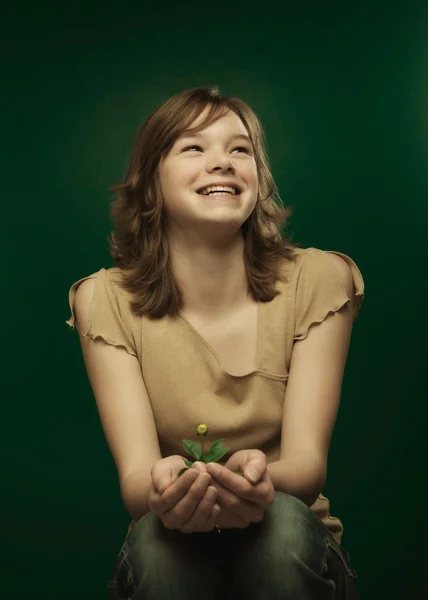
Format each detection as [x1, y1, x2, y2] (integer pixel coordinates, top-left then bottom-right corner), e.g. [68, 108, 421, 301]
[168, 231, 249, 316]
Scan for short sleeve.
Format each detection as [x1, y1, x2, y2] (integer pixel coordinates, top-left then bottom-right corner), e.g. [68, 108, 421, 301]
[65, 268, 138, 357]
[294, 248, 365, 341]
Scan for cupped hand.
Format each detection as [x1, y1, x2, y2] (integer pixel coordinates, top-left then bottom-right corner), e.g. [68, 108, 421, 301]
[205, 449, 275, 529]
[148, 455, 220, 534]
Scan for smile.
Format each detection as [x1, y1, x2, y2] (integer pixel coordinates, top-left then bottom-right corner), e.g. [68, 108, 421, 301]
[197, 184, 240, 197]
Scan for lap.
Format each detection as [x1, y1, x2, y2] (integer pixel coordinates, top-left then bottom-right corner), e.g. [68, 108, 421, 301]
[108, 513, 225, 599]
[223, 492, 358, 599]
[108, 492, 358, 600]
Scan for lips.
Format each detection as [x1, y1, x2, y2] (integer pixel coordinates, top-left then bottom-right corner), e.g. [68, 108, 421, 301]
[196, 182, 242, 196]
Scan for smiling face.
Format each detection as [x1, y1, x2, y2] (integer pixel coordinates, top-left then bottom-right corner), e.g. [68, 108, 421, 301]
[158, 109, 259, 237]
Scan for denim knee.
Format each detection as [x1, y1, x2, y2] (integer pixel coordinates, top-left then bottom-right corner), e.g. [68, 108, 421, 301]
[126, 514, 185, 581]
[226, 492, 335, 600]
[112, 512, 222, 600]
[253, 491, 329, 572]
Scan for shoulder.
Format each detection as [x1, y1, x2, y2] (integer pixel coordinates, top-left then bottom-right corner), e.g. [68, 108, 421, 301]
[295, 247, 355, 296]
[321, 252, 354, 297]
[68, 267, 130, 332]
[67, 266, 139, 355]
[72, 267, 127, 295]
[292, 247, 365, 330]
[71, 269, 106, 332]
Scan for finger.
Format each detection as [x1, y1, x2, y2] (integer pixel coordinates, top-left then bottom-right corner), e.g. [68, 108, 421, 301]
[180, 485, 218, 533]
[163, 474, 211, 530]
[191, 461, 208, 473]
[213, 465, 272, 509]
[241, 470, 275, 510]
[156, 469, 199, 513]
[210, 479, 264, 524]
[193, 501, 221, 534]
[205, 502, 221, 532]
[243, 452, 267, 484]
[151, 455, 186, 494]
[163, 473, 211, 528]
[223, 450, 267, 485]
[206, 463, 256, 500]
[258, 470, 277, 504]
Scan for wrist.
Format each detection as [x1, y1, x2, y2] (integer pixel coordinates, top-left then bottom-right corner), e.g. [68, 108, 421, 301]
[120, 469, 153, 521]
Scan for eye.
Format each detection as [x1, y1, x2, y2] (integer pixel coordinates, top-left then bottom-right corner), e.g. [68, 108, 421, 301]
[182, 144, 202, 152]
[231, 146, 251, 154]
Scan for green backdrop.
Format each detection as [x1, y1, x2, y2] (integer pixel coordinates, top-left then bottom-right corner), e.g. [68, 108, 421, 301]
[2, 1, 427, 598]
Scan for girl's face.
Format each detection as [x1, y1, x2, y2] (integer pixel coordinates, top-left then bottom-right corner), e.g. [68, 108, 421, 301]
[159, 110, 259, 236]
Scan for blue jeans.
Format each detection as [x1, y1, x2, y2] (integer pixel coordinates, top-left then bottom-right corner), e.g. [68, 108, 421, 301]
[108, 492, 358, 599]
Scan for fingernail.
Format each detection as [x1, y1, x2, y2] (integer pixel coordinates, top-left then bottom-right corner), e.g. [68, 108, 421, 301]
[246, 467, 259, 483]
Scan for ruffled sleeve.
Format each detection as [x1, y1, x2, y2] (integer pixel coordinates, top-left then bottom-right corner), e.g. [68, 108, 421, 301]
[65, 268, 138, 357]
[294, 248, 365, 341]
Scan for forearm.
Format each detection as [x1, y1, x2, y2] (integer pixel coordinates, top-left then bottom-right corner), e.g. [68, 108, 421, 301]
[267, 455, 326, 507]
[120, 468, 153, 522]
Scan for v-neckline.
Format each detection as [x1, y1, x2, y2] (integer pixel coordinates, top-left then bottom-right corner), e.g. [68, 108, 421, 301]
[178, 301, 264, 378]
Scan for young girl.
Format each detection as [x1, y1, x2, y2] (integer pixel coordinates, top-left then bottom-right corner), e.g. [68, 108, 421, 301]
[66, 86, 364, 599]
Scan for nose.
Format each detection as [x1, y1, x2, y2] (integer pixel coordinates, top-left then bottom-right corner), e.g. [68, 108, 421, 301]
[206, 151, 235, 173]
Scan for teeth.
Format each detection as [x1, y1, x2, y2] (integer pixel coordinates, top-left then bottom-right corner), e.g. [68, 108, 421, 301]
[199, 185, 238, 195]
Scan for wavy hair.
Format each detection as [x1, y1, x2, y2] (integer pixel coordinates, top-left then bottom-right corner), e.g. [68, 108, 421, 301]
[108, 86, 298, 318]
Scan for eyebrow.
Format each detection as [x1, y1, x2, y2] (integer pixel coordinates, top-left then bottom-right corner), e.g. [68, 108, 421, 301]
[179, 132, 252, 144]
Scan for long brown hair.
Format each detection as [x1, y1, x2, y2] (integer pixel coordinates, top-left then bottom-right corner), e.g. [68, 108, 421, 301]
[108, 86, 298, 318]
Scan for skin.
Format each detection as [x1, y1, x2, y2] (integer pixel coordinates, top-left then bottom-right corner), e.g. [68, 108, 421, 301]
[148, 453, 275, 533]
[74, 106, 355, 535]
[154, 110, 275, 530]
[159, 109, 259, 316]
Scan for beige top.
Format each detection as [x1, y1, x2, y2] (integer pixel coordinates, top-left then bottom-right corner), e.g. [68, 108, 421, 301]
[66, 246, 365, 545]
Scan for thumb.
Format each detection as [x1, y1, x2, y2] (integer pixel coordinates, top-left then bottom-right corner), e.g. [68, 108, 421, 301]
[153, 456, 180, 494]
[244, 459, 265, 484]
[157, 476, 170, 494]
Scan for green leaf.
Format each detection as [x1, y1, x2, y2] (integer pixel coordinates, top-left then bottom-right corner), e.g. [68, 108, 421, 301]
[184, 459, 193, 467]
[203, 439, 230, 463]
[182, 439, 202, 460]
[178, 467, 189, 477]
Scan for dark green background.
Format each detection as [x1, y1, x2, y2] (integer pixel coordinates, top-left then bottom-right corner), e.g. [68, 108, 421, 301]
[2, 1, 427, 598]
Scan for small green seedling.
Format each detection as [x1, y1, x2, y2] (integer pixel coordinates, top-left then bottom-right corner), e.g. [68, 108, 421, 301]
[178, 424, 243, 477]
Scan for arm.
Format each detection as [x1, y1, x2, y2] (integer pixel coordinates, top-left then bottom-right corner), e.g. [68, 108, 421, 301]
[73, 278, 162, 521]
[267, 254, 355, 506]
